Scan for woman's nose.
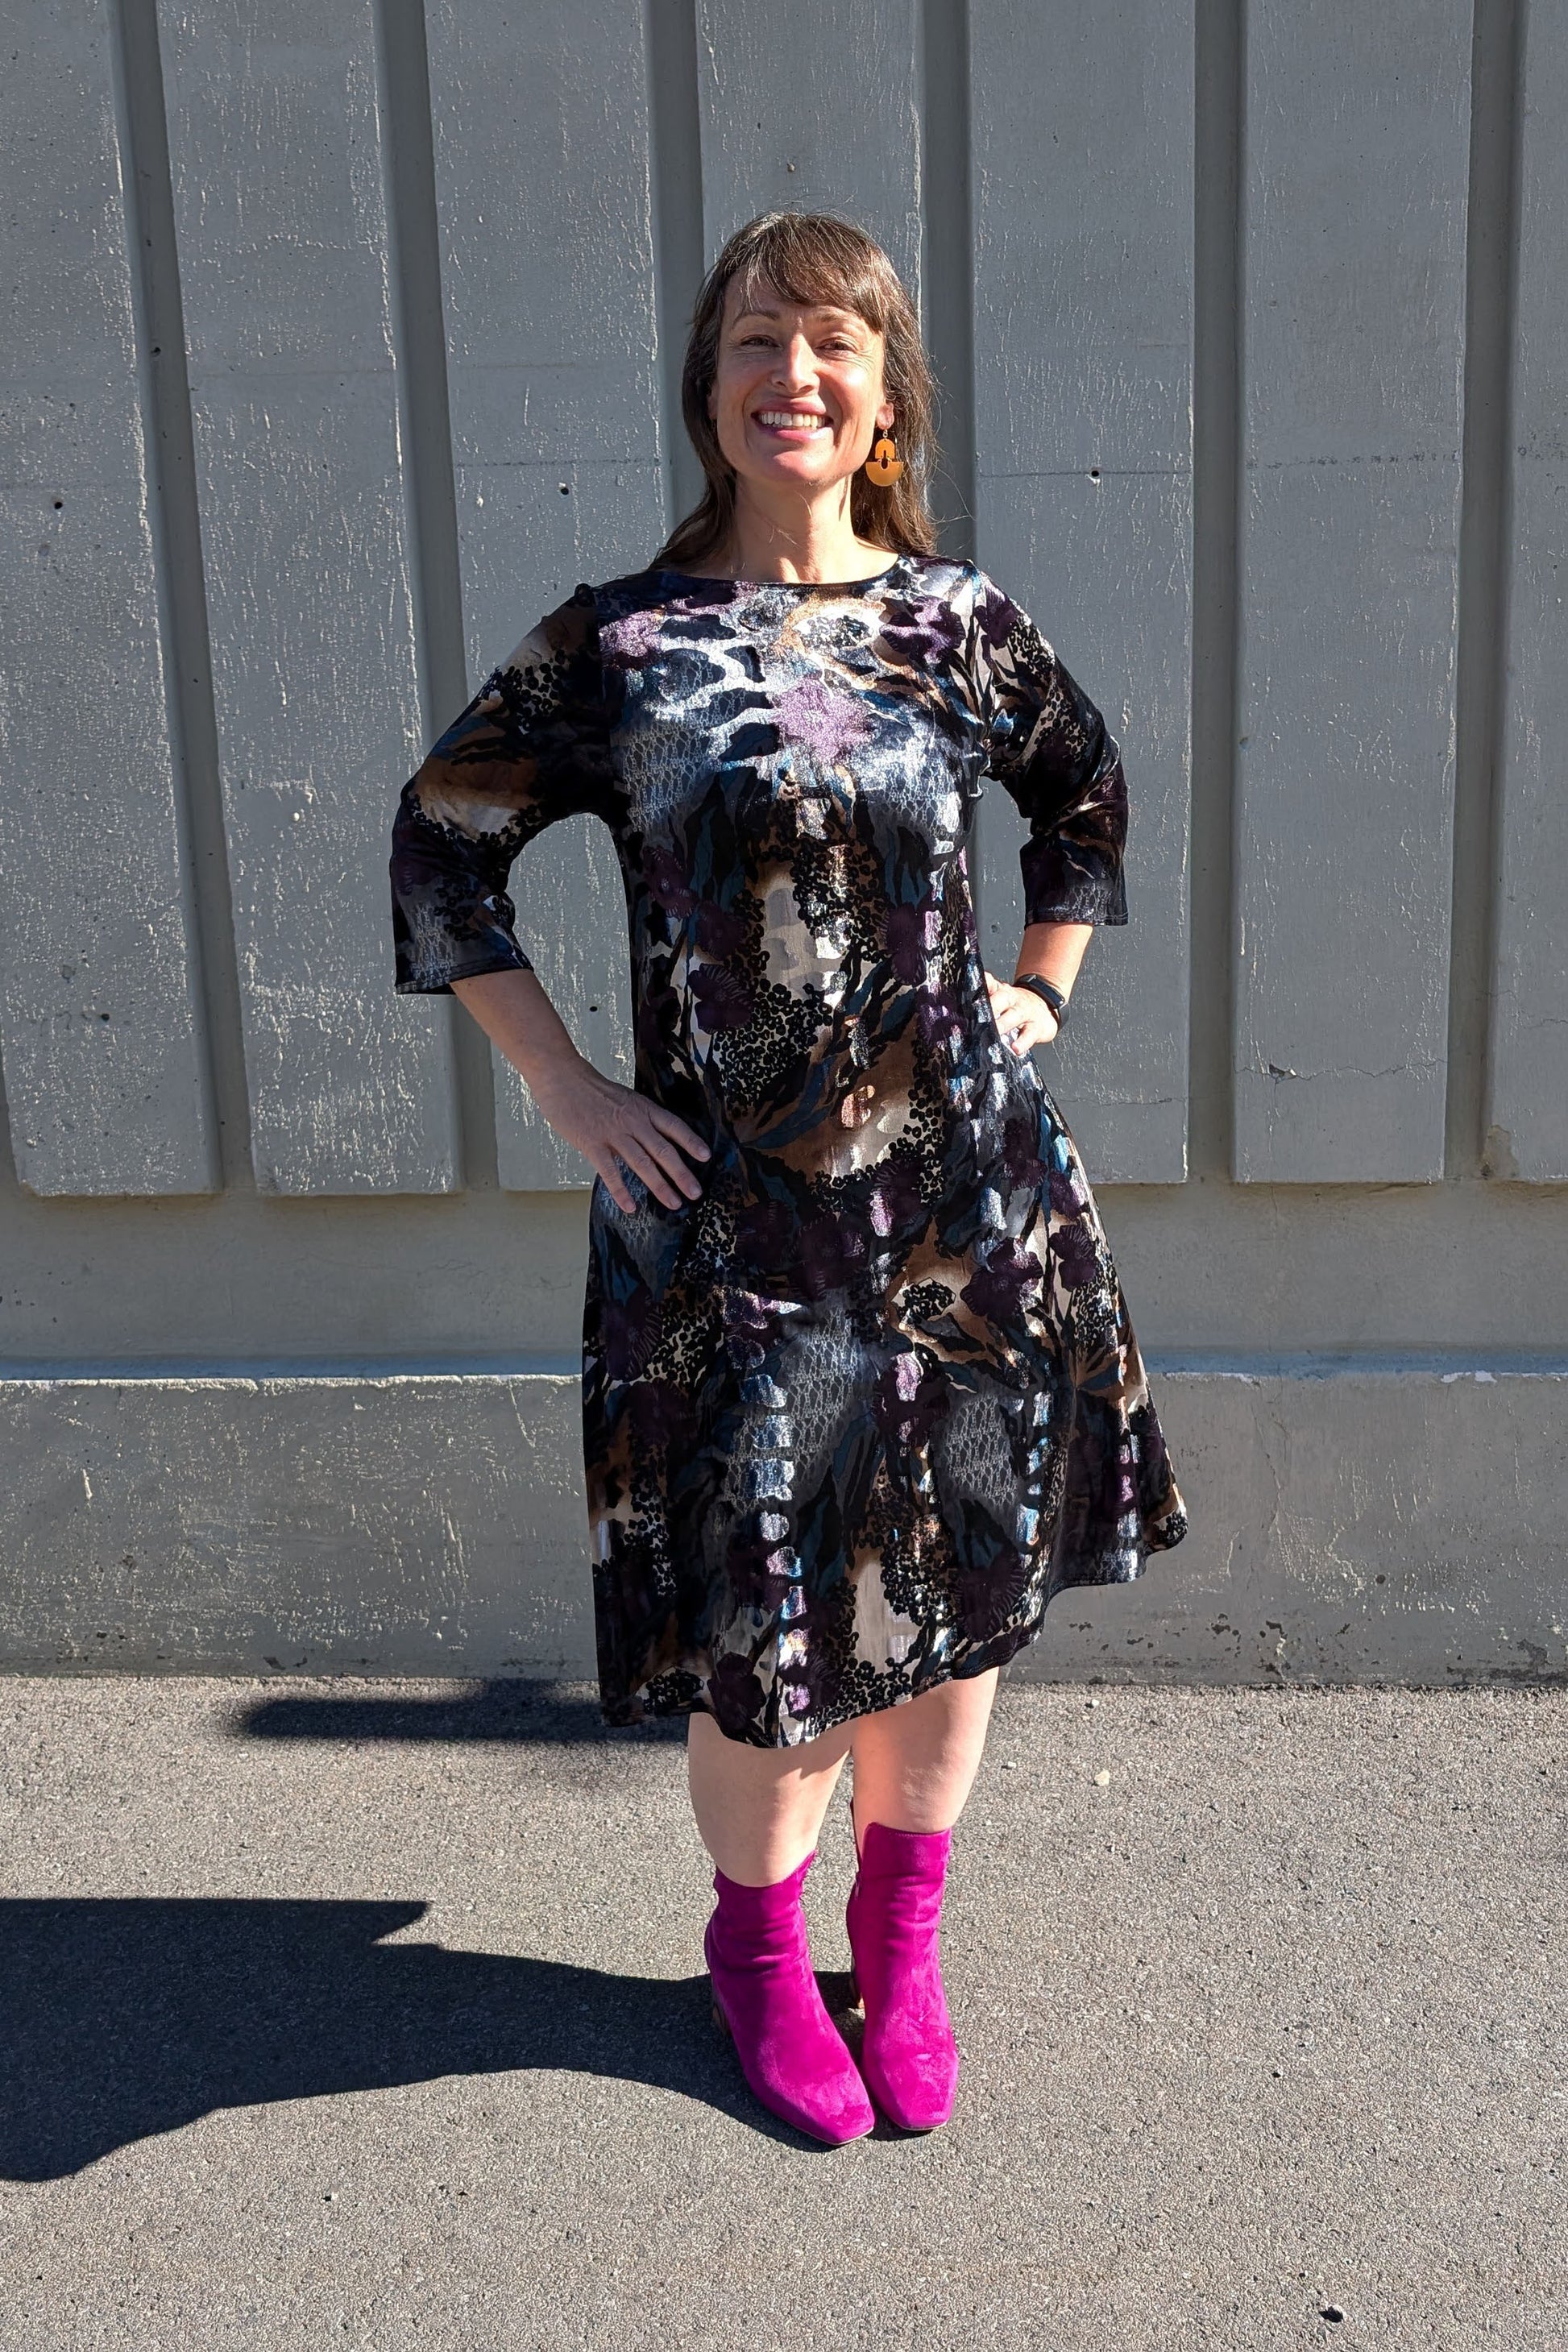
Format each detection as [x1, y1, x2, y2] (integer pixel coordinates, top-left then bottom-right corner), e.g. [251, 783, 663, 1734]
[774, 334, 817, 388]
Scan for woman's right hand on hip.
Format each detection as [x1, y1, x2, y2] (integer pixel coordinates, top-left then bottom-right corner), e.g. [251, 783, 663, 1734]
[451, 969, 710, 1213]
[532, 1058, 711, 1213]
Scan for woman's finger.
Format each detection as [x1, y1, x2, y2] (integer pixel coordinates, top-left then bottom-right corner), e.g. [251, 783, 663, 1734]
[628, 1120, 704, 1200]
[644, 1134, 706, 1198]
[594, 1149, 637, 1213]
[637, 1110, 709, 1192]
[613, 1130, 686, 1210]
[624, 1100, 704, 1189]
[992, 985, 1056, 1055]
[645, 1102, 713, 1164]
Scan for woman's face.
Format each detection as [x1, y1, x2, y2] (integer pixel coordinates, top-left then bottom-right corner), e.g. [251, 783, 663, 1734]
[707, 276, 894, 499]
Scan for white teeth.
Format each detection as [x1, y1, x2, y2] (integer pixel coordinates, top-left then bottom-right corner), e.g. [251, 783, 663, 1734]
[757, 411, 828, 429]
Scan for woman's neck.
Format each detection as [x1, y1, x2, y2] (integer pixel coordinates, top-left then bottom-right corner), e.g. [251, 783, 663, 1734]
[711, 487, 891, 583]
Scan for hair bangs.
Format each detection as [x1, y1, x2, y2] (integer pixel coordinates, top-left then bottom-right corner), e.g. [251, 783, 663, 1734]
[728, 217, 894, 336]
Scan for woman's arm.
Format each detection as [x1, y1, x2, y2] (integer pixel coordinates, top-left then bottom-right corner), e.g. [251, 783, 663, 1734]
[391, 591, 710, 1213]
[452, 969, 709, 1213]
[986, 918, 1093, 1057]
[967, 569, 1129, 1060]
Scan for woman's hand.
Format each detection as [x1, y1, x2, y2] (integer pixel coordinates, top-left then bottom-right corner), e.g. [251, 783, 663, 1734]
[529, 1056, 711, 1213]
[450, 968, 710, 1212]
[984, 969, 1060, 1056]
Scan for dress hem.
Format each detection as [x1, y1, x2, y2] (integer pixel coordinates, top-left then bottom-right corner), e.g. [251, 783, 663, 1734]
[595, 1515, 1185, 1748]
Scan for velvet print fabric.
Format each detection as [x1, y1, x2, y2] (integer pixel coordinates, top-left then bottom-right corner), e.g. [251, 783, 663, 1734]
[390, 553, 1188, 1745]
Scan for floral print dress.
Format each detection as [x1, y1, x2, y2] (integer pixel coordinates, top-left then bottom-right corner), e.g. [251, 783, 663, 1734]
[390, 552, 1188, 1745]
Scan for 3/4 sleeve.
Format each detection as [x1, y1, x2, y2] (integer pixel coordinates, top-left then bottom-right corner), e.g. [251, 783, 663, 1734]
[389, 583, 615, 993]
[969, 566, 1129, 927]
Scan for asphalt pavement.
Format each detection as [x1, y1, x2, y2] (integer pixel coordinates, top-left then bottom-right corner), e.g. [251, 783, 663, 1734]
[0, 1673, 1561, 2350]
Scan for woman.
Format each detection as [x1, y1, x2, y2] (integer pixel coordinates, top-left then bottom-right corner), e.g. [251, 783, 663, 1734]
[390, 210, 1188, 2146]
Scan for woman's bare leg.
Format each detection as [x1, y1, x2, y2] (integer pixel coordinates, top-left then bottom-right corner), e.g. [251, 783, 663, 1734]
[846, 1668, 1000, 1848]
[687, 1665, 1001, 1883]
[687, 1711, 855, 1885]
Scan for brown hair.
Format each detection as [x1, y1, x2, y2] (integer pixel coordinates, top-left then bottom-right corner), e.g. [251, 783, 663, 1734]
[651, 210, 941, 573]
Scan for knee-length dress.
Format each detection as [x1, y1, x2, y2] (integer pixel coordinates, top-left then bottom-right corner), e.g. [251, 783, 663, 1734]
[390, 551, 1188, 1746]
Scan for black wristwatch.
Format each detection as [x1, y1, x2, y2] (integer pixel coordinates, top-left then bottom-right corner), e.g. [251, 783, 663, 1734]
[1014, 973, 1070, 1027]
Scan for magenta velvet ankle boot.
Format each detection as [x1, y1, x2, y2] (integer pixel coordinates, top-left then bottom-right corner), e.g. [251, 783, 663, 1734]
[845, 1821, 959, 2130]
[704, 1852, 875, 2146]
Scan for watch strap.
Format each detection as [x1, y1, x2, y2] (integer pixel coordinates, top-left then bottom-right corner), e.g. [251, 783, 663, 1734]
[1014, 972, 1069, 1026]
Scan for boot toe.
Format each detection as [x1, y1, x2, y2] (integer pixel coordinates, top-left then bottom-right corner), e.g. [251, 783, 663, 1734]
[739, 2016, 875, 2143]
[774, 2068, 876, 2145]
[862, 2024, 959, 2132]
[707, 1948, 875, 2145]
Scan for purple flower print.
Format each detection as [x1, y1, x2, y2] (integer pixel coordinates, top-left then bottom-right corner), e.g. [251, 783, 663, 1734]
[872, 1351, 948, 1449]
[885, 899, 936, 985]
[604, 607, 663, 666]
[954, 1538, 1028, 1641]
[800, 1213, 868, 1300]
[1051, 1217, 1102, 1292]
[722, 1288, 778, 1374]
[726, 1531, 798, 1613]
[636, 978, 681, 1056]
[867, 1156, 926, 1239]
[693, 898, 749, 957]
[1003, 1115, 1047, 1192]
[778, 675, 872, 767]
[1048, 1164, 1085, 1218]
[643, 844, 696, 916]
[735, 1196, 794, 1273]
[881, 595, 967, 669]
[690, 961, 756, 1032]
[603, 1288, 657, 1380]
[960, 1238, 1043, 1324]
[707, 1649, 768, 1739]
[915, 984, 964, 1056]
[973, 579, 1020, 650]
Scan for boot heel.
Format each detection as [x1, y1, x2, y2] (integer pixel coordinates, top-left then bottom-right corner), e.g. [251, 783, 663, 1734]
[710, 1989, 732, 2039]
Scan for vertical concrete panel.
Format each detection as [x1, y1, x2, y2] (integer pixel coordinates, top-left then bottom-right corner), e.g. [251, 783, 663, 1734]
[157, 0, 460, 1194]
[695, 0, 922, 290]
[1233, 0, 1471, 1182]
[426, 0, 663, 1188]
[1488, 6, 1568, 1181]
[0, 2, 216, 1197]
[969, 0, 1194, 1184]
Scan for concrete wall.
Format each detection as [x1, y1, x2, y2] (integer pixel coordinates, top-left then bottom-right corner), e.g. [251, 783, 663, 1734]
[0, 0, 1562, 1682]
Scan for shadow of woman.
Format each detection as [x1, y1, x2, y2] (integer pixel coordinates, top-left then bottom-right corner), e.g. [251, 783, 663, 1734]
[0, 1898, 861, 2178]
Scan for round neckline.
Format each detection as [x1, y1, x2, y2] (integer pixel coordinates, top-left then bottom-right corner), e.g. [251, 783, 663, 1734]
[655, 551, 910, 594]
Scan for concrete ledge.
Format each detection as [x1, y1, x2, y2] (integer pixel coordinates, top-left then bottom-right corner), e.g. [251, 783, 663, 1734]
[1022, 1365, 1568, 1686]
[0, 1367, 1563, 1682]
[0, 1373, 587, 1677]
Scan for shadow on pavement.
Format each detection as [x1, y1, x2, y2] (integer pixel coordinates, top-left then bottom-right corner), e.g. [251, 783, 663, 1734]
[232, 1681, 686, 1745]
[0, 1898, 854, 2178]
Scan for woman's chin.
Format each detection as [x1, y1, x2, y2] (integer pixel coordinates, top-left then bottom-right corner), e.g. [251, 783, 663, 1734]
[732, 454, 856, 496]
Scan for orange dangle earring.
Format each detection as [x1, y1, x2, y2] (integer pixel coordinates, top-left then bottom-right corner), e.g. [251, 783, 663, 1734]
[864, 431, 904, 486]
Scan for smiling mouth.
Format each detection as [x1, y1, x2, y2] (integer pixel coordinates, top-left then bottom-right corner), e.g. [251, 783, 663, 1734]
[753, 409, 832, 434]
